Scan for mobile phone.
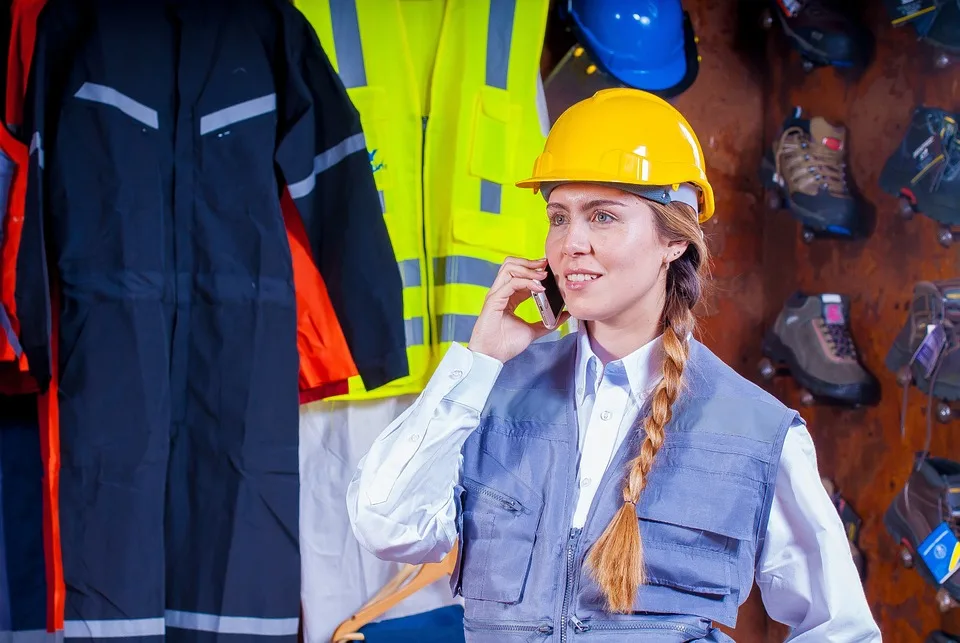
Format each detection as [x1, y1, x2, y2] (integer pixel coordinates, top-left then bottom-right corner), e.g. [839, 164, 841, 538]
[533, 265, 565, 330]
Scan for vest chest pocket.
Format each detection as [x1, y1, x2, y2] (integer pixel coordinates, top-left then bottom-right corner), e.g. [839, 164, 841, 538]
[633, 468, 763, 600]
[456, 467, 544, 605]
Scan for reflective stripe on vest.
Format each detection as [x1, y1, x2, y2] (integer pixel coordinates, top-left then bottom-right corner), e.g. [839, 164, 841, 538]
[299, 0, 550, 400]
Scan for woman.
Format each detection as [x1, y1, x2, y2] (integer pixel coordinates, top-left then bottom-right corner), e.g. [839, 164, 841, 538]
[346, 89, 880, 641]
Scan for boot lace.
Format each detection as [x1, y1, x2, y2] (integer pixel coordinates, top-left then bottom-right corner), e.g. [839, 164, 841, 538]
[816, 317, 858, 361]
[775, 126, 849, 198]
[905, 281, 960, 458]
[925, 111, 960, 190]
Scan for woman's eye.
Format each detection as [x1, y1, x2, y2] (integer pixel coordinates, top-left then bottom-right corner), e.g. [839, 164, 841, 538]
[550, 214, 566, 226]
[595, 211, 613, 223]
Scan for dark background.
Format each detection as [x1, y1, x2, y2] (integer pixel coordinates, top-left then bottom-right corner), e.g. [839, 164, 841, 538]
[540, 1, 960, 640]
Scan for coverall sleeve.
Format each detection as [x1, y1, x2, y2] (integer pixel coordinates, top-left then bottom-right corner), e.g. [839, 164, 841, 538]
[346, 343, 502, 564]
[13, 2, 60, 389]
[274, 7, 407, 392]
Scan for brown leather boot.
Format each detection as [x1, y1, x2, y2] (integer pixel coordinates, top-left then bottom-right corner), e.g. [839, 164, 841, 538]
[885, 454, 960, 610]
[759, 291, 880, 407]
[760, 108, 872, 242]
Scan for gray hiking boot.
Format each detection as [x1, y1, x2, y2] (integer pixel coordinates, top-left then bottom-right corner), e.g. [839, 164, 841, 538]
[886, 279, 960, 424]
[879, 106, 960, 247]
[759, 291, 880, 407]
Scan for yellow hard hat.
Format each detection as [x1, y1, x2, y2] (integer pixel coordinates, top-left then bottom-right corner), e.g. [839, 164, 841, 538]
[516, 88, 715, 223]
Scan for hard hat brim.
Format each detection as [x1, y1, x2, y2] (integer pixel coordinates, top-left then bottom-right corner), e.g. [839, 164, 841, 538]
[516, 175, 715, 224]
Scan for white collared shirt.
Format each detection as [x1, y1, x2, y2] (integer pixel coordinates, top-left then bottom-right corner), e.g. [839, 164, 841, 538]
[345, 331, 882, 642]
[570, 328, 663, 526]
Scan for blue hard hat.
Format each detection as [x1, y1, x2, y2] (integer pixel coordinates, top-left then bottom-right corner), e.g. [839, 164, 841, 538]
[567, 0, 694, 93]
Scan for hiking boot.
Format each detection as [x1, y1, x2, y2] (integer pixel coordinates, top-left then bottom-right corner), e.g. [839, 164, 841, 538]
[886, 280, 960, 404]
[880, 106, 960, 247]
[763, 0, 873, 71]
[761, 108, 872, 242]
[884, 454, 960, 611]
[759, 292, 880, 407]
[886, 279, 960, 436]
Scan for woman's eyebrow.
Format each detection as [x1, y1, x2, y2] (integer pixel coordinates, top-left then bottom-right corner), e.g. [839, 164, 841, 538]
[546, 199, 628, 212]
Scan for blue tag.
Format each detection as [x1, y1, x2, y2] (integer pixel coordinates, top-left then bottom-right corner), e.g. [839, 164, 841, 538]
[919, 522, 960, 584]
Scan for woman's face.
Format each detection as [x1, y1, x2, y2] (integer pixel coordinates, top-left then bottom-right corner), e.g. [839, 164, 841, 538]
[544, 183, 684, 326]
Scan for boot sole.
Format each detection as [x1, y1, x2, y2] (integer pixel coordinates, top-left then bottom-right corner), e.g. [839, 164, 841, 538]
[761, 329, 880, 406]
[760, 156, 866, 237]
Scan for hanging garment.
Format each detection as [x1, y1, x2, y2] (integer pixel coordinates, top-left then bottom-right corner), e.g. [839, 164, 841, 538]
[279, 189, 356, 404]
[298, 395, 462, 643]
[15, 1, 405, 642]
[0, 393, 47, 643]
[0, 126, 30, 375]
[2, 0, 359, 403]
[295, 0, 553, 400]
[5, 0, 45, 134]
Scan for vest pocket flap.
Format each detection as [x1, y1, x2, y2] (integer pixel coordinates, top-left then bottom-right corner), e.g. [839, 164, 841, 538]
[641, 544, 733, 598]
[451, 209, 546, 261]
[636, 471, 761, 542]
[468, 87, 521, 186]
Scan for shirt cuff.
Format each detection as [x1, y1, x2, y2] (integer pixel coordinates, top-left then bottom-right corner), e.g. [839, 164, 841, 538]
[434, 342, 503, 412]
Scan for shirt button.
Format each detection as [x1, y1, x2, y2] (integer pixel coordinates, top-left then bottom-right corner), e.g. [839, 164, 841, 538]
[450, 369, 463, 380]
[600, 411, 612, 421]
[581, 477, 592, 488]
[410, 434, 420, 443]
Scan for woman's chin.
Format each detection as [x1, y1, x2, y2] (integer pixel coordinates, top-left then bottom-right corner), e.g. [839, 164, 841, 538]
[563, 302, 606, 323]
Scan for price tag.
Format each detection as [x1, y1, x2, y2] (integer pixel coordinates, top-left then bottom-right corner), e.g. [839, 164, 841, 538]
[912, 323, 947, 377]
[919, 521, 960, 584]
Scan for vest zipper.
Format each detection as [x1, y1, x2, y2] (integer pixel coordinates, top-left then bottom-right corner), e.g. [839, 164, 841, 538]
[463, 618, 554, 636]
[567, 619, 709, 637]
[559, 527, 581, 643]
[420, 115, 432, 346]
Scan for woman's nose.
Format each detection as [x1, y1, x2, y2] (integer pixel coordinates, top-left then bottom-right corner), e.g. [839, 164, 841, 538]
[562, 220, 591, 256]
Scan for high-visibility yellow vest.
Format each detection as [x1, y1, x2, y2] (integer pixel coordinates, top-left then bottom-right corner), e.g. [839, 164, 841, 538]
[296, 0, 552, 400]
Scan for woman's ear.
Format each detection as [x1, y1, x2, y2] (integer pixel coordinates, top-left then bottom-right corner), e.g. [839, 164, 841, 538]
[663, 240, 689, 265]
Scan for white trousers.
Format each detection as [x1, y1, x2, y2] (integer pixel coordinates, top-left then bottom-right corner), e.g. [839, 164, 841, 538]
[298, 395, 462, 643]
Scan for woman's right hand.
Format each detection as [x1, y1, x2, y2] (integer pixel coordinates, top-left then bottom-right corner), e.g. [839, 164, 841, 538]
[467, 257, 569, 364]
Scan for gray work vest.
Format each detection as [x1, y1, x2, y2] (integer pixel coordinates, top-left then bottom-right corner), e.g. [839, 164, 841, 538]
[450, 334, 797, 642]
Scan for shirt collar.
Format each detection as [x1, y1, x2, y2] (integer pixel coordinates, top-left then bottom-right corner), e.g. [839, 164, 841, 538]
[574, 324, 665, 406]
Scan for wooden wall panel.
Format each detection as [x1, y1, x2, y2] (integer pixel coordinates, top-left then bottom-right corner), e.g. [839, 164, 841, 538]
[540, 0, 959, 640]
[759, 1, 960, 641]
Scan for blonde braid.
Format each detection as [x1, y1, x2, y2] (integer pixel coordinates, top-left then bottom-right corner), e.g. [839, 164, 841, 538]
[585, 200, 706, 613]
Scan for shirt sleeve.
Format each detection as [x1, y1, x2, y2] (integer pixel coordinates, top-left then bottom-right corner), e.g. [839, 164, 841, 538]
[756, 420, 882, 642]
[274, 6, 407, 391]
[346, 342, 502, 565]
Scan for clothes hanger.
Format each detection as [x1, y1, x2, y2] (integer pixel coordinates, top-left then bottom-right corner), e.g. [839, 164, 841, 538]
[330, 543, 458, 643]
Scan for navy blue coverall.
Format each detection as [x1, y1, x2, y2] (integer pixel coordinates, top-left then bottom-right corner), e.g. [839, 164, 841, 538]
[14, 1, 407, 641]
